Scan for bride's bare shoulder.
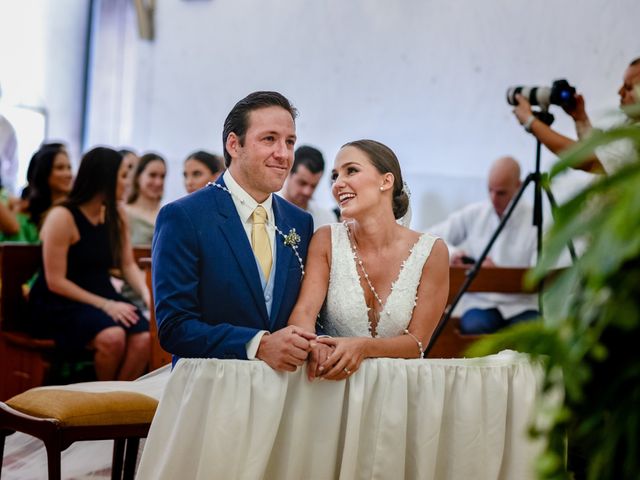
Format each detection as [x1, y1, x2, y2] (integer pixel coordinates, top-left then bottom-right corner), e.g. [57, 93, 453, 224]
[309, 224, 333, 250]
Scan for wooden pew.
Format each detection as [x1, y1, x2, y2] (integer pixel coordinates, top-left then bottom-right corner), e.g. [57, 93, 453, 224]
[138, 258, 172, 370]
[0, 244, 53, 400]
[426, 266, 535, 358]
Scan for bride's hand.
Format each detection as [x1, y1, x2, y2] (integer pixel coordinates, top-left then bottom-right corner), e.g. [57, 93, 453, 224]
[307, 341, 334, 381]
[317, 337, 367, 381]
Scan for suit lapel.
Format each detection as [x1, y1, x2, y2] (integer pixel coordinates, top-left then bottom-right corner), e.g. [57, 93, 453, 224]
[213, 179, 269, 325]
[270, 197, 294, 328]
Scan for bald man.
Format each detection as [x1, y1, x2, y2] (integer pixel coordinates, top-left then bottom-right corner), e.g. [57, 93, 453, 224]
[513, 57, 640, 174]
[429, 156, 539, 334]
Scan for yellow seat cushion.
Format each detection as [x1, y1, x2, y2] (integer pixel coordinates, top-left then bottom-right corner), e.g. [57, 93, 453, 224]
[6, 389, 158, 427]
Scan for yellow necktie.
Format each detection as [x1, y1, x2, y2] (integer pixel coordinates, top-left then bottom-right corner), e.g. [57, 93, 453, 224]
[251, 205, 272, 279]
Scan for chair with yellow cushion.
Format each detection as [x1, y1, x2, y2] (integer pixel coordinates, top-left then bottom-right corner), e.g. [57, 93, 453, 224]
[0, 387, 157, 480]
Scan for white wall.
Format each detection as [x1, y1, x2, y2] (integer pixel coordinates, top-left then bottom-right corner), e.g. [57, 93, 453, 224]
[2, 0, 638, 229]
[112, 0, 637, 229]
[0, 0, 89, 177]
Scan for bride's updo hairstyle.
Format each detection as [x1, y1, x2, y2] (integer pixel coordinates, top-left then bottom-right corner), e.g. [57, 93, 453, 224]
[342, 139, 409, 220]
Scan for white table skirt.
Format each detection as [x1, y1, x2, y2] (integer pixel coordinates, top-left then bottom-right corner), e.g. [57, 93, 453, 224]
[137, 351, 542, 480]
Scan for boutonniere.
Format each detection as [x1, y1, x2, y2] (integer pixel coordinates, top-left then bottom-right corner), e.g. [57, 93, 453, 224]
[283, 228, 301, 248]
[275, 225, 304, 276]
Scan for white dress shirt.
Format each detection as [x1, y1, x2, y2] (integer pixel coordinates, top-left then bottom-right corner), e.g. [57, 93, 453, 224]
[0, 115, 18, 194]
[223, 171, 276, 358]
[428, 200, 539, 318]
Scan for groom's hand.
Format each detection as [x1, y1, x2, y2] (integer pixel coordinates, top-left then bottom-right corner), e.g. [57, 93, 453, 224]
[256, 326, 316, 372]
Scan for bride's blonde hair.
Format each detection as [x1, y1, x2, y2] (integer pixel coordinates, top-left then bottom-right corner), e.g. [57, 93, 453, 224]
[341, 139, 409, 219]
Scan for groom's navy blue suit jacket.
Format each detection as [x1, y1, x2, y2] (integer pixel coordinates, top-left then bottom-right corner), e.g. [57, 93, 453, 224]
[151, 178, 313, 360]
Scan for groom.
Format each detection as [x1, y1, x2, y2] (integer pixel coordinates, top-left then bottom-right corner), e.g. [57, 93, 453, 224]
[152, 91, 315, 371]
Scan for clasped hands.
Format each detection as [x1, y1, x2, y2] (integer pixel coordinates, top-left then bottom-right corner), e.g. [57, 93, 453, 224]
[256, 325, 365, 381]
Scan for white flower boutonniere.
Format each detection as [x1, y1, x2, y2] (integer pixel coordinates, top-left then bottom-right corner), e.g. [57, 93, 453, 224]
[283, 228, 301, 248]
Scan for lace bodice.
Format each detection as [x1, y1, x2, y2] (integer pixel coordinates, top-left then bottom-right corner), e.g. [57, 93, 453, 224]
[321, 223, 438, 338]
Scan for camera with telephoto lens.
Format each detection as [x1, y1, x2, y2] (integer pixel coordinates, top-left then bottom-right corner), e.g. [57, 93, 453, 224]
[506, 79, 576, 110]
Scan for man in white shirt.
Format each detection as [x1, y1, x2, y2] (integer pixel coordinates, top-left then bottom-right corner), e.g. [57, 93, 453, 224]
[512, 57, 640, 174]
[429, 156, 539, 333]
[281, 145, 337, 228]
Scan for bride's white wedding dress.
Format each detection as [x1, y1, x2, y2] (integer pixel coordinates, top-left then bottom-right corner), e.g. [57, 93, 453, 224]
[322, 223, 438, 337]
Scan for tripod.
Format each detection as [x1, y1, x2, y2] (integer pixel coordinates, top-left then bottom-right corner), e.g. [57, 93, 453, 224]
[424, 109, 577, 357]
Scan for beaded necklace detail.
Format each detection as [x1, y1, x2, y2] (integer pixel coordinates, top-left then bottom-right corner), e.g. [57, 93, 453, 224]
[208, 182, 305, 276]
[343, 221, 392, 337]
[344, 221, 426, 357]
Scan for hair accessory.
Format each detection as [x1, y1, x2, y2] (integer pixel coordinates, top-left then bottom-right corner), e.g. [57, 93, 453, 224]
[402, 181, 411, 199]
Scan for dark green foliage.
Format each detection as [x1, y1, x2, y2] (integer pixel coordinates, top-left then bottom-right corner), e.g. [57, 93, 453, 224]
[468, 113, 640, 479]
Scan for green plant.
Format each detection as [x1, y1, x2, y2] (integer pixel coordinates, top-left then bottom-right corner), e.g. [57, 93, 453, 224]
[468, 109, 640, 480]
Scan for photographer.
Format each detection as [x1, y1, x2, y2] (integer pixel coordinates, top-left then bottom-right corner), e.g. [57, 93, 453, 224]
[512, 57, 640, 174]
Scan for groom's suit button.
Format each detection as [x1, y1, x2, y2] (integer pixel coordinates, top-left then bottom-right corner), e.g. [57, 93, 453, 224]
[265, 294, 271, 302]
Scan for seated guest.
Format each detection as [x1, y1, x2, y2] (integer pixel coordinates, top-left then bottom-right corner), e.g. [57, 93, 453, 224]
[125, 153, 166, 245]
[27, 144, 73, 227]
[29, 147, 150, 381]
[183, 150, 224, 194]
[119, 148, 140, 200]
[428, 156, 539, 334]
[281, 145, 337, 228]
[122, 153, 166, 310]
[0, 144, 72, 242]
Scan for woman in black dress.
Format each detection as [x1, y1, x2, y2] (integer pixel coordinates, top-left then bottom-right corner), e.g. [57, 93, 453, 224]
[30, 147, 150, 380]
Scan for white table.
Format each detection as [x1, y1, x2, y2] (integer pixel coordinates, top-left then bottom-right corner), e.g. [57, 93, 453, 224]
[137, 351, 542, 480]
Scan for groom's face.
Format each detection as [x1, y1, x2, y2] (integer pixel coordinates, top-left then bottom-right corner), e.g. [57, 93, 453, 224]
[227, 106, 297, 203]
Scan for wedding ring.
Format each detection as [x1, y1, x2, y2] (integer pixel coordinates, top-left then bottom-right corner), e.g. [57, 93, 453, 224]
[343, 368, 351, 375]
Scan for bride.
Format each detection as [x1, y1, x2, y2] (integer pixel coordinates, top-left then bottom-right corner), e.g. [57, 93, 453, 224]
[288, 139, 449, 380]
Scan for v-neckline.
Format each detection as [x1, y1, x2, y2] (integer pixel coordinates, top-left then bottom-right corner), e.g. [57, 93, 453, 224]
[345, 224, 424, 320]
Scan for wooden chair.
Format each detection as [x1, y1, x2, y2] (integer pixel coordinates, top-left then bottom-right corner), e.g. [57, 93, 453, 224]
[426, 266, 535, 358]
[132, 245, 151, 264]
[0, 388, 157, 480]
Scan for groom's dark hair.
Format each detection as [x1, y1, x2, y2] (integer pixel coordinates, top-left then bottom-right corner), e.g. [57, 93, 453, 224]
[222, 91, 298, 167]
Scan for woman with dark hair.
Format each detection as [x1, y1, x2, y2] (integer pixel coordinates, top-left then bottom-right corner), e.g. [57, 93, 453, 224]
[27, 144, 73, 227]
[183, 150, 224, 194]
[29, 147, 150, 381]
[0, 144, 72, 242]
[125, 152, 166, 245]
